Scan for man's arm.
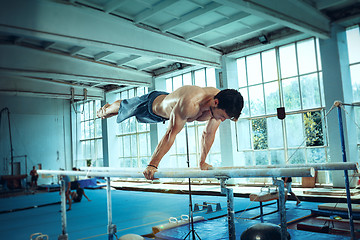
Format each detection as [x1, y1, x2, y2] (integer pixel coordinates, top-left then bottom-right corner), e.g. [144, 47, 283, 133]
[143, 103, 189, 180]
[82, 190, 91, 201]
[199, 118, 221, 170]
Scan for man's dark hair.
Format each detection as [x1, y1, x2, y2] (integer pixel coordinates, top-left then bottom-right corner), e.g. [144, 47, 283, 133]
[215, 89, 244, 121]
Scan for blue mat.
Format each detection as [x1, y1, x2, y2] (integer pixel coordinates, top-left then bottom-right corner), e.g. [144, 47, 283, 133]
[0, 191, 60, 213]
[0, 189, 258, 239]
[0, 188, 349, 240]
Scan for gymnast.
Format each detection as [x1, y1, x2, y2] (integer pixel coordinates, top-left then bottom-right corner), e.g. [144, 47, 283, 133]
[97, 85, 244, 180]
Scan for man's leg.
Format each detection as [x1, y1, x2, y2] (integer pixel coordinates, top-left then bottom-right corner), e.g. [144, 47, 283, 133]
[66, 192, 72, 210]
[290, 192, 301, 205]
[97, 100, 122, 119]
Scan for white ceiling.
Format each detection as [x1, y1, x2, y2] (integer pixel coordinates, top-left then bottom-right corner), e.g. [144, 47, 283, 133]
[0, 0, 359, 100]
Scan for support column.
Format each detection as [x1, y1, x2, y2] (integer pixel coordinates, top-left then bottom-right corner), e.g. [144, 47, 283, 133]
[216, 56, 240, 169]
[101, 99, 110, 167]
[319, 24, 356, 187]
[58, 180, 68, 240]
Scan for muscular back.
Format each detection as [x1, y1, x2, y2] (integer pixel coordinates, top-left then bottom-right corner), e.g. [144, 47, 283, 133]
[152, 85, 220, 122]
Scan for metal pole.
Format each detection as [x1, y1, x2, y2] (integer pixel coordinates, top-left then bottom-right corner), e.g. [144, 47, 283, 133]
[274, 179, 287, 240]
[337, 106, 355, 240]
[220, 179, 235, 240]
[58, 180, 68, 240]
[186, 125, 196, 240]
[107, 177, 116, 240]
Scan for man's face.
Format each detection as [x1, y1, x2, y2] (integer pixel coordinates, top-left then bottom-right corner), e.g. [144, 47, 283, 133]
[211, 107, 231, 122]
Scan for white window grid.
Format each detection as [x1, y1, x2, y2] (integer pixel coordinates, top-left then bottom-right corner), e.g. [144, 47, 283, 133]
[236, 38, 330, 184]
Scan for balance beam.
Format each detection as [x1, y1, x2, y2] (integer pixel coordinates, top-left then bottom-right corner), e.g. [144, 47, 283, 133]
[38, 167, 315, 179]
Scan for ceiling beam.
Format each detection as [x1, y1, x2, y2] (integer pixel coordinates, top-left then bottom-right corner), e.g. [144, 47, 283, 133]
[104, 0, 129, 13]
[159, 2, 222, 32]
[0, 45, 152, 86]
[116, 55, 141, 66]
[0, 0, 221, 67]
[0, 75, 104, 100]
[184, 12, 251, 40]
[94, 51, 114, 61]
[137, 59, 166, 70]
[206, 21, 277, 47]
[214, 0, 331, 39]
[134, 0, 178, 23]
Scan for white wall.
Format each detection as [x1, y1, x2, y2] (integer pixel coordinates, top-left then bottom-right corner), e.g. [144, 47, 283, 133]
[0, 94, 71, 185]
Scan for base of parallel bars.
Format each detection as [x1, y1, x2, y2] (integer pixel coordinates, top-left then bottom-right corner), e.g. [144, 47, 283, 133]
[58, 233, 68, 240]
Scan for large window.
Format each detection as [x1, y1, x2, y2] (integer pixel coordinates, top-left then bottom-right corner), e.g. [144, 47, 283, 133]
[346, 25, 360, 161]
[115, 87, 152, 168]
[236, 38, 328, 183]
[74, 100, 103, 168]
[163, 68, 221, 169]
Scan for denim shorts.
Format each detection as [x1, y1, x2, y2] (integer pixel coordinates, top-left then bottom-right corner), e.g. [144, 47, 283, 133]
[116, 91, 169, 124]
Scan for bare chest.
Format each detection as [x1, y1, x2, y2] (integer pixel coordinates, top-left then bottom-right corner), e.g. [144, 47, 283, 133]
[187, 109, 212, 122]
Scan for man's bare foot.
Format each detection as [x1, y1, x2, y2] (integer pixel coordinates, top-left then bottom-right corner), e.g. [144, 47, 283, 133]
[200, 162, 213, 170]
[97, 101, 121, 119]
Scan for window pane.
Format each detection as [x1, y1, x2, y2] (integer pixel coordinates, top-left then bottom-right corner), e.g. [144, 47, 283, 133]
[236, 119, 251, 150]
[307, 148, 326, 164]
[84, 121, 90, 139]
[211, 131, 221, 153]
[118, 137, 123, 157]
[89, 101, 94, 119]
[244, 152, 254, 166]
[350, 64, 360, 102]
[89, 120, 94, 137]
[84, 102, 89, 120]
[139, 133, 148, 156]
[166, 78, 173, 92]
[195, 69, 206, 87]
[270, 150, 285, 165]
[128, 89, 135, 98]
[282, 77, 301, 111]
[356, 108, 360, 143]
[131, 135, 137, 156]
[267, 117, 283, 148]
[297, 39, 317, 74]
[285, 114, 304, 147]
[123, 135, 131, 157]
[254, 151, 268, 165]
[247, 54, 262, 85]
[249, 85, 265, 116]
[300, 73, 321, 109]
[316, 38, 322, 71]
[346, 26, 360, 64]
[252, 118, 268, 150]
[138, 122, 147, 132]
[287, 149, 305, 164]
[95, 119, 102, 137]
[237, 58, 247, 87]
[187, 126, 197, 154]
[173, 75, 182, 90]
[264, 81, 280, 114]
[304, 111, 324, 146]
[208, 153, 221, 167]
[183, 72, 192, 86]
[262, 49, 278, 82]
[176, 129, 186, 154]
[279, 44, 297, 78]
[206, 68, 216, 87]
[239, 88, 249, 117]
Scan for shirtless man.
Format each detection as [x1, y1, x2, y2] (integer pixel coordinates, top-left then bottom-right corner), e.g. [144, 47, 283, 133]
[97, 85, 244, 180]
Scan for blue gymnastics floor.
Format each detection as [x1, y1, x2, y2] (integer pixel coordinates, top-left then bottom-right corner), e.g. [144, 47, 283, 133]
[0, 189, 351, 240]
